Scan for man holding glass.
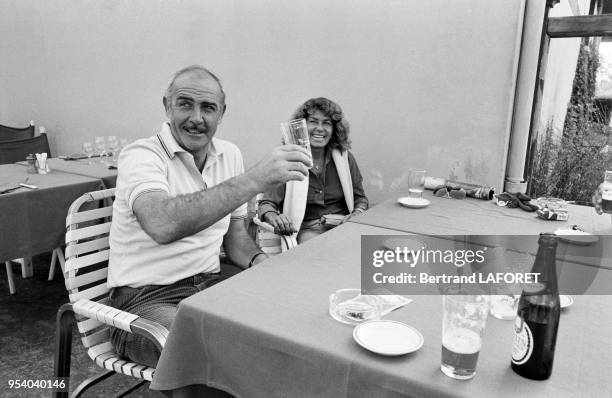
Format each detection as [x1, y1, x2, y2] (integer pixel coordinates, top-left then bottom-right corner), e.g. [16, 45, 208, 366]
[106, 65, 312, 384]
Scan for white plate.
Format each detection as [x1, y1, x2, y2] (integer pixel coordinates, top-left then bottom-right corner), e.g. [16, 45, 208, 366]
[353, 320, 424, 356]
[560, 295, 574, 309]
[397, 197, 430, 209]
[383, 237, 426, 252]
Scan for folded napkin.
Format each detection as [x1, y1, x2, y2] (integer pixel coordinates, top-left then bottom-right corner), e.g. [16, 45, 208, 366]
[494, 192, 539, 212]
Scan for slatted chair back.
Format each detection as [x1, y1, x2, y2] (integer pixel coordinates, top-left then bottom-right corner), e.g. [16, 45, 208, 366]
[0, 121, 35, 141]
[63, 188, 156, 383]
[0, 133, 51, 165]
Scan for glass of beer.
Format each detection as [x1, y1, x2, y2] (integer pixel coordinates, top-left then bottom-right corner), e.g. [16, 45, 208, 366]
[280, 118, 311, 158]
[441, 294, 490, 380]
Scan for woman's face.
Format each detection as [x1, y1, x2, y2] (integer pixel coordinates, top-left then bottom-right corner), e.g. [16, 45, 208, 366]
[306, 110, 333, 148]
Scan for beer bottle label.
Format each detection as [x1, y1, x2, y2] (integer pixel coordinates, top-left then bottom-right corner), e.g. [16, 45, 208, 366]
[602, 189, 612, 200]
[511, 317, 533, 365]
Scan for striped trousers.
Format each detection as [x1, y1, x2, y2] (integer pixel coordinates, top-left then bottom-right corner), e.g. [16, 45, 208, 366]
[107, 272, 222, 368]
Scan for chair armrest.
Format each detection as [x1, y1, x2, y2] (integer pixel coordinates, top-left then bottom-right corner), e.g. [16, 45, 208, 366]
[253, 216, 275, 233]
[72, 299, 168, 351]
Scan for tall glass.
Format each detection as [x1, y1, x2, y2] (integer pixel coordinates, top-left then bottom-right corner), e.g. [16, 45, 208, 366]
[408, 168, 426, 199]
[441, 295, 490, 380]
[94, 136, 107, 164]
[82, 142, 95, 164]
[490, 249, 533, 320]
[107, 135, 119, 162]
[280, 118, 311, 158]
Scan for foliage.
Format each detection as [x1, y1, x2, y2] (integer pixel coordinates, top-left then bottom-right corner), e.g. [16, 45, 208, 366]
[530, 41, 612, 203]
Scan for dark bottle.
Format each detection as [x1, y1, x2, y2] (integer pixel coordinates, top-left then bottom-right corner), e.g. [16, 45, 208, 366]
[601, 170, 612, 213]
[511, 233, 560, 380]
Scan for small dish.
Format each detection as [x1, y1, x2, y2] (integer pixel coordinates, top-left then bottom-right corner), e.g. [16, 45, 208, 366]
[560, 295, 574, 309]
[353, 320, 424, 356]
[397, 197, 430, 209]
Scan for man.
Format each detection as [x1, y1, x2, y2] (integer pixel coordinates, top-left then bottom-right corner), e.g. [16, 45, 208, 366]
[107, 65, 312, 369]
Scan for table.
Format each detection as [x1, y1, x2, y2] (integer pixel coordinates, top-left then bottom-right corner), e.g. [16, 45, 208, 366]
[351, 195, 612, 274]
[351, 195, 612, 235]
[44, 157, 118, 188]
[151, 222, 612, 397]
[0, 164, 103, 262]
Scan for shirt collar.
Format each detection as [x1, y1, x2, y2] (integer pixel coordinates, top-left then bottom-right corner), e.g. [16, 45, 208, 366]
[157, 122, 223, 160]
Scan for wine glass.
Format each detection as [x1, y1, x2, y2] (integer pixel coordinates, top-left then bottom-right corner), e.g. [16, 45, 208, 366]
[107, 136, 119, 162]
[94, 136, 107, 164]
[82, 142, 95, 164]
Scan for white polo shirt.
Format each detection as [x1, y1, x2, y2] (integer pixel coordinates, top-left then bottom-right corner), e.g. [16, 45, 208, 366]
[107, 123, 247, 288]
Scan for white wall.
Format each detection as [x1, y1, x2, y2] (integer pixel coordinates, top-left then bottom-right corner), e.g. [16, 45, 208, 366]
[0, 0, 524, 203]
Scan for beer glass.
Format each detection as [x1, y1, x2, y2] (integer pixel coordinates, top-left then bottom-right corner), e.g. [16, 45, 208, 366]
[441, 295, 490, 380]
[280, 118, 311, 159]
[490, 250, 532, 320]
[408, 169, 426, 199]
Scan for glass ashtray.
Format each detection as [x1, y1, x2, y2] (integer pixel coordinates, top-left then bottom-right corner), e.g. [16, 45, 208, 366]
[329, 289, 382, 325]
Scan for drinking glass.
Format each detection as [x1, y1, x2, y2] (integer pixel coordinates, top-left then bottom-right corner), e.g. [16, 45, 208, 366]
[95, 136, 107, 164]
[280, 118, 311, 160]
[490, 249, 532, 320]
[82, 142, 95, 164]
[441, 295, 490, 380]
[408, 169, 426, 199]
[107, 135, 119, 162]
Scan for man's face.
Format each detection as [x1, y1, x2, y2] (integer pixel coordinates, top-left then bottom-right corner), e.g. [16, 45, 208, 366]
[164, 71, 225, 156]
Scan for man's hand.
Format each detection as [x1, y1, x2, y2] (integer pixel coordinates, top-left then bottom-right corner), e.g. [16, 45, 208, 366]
[263, 212, 296, 235]
[592, 183, 604, 215]
[248, 145, 312, 191]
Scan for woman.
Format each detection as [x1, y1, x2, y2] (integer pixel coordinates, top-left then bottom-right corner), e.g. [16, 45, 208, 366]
[258, 97, 369, 243]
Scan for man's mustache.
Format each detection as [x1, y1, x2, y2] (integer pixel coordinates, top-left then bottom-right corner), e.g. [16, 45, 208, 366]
[183, 123, 207, 133]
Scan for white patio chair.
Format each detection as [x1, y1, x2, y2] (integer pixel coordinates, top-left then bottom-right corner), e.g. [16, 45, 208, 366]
[53, 188, 168, 397]
[252, 193, 298, 255]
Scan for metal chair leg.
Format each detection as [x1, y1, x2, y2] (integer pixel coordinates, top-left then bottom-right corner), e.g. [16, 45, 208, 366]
[49, 247, 66, 281]
[116, 380, 148, 397]
[71, 371, 115, 398]
[54, 303, 74, 398]
[5, 261, 16, 295]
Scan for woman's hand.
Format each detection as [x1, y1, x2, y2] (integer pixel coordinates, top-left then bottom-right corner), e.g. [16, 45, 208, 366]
[262, 212, 296, 235]
[340, 209, 365, 224]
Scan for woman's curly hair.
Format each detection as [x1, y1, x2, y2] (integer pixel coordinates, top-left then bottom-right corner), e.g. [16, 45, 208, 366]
[291, 97, 351, 151]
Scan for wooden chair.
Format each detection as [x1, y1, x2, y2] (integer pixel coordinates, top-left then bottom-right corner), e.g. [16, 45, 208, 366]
[0, 133, 51, 165]
[54, 188, 168, 397]
[0, 120, 35, 141]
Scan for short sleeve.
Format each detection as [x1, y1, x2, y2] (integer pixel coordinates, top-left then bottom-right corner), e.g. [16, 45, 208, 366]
[116, 141, 170, 211]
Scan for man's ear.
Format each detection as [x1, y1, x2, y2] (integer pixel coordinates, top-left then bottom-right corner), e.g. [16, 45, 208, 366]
[163, 96, 169, 112]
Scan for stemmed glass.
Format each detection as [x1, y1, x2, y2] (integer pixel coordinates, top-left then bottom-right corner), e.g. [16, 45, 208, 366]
[95, 136, 107, 164]
[107, 136, 119, 162]
[82, 142, 95, 164]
